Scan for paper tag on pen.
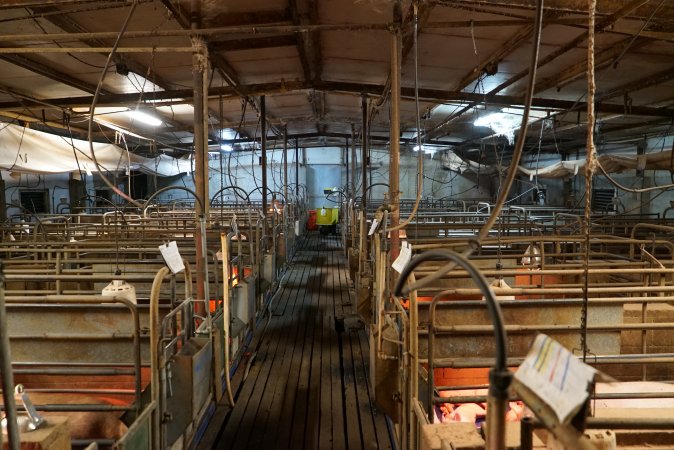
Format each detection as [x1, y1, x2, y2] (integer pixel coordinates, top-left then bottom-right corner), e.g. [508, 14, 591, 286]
[392, 241, 412, 274]
[515, 334, 596, 424]
[159, 241, 185, 274]
[231, 214, 239, 235]
[368, 218, 380, 236]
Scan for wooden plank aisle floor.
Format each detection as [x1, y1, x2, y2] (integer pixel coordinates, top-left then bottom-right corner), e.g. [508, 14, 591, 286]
[200, 232, 393, 450]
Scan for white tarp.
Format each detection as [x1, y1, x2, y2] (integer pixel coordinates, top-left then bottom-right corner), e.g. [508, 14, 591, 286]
[442, 151, 500, 175]
[0, 123, 192, 177]
[443, 150, 674, 180]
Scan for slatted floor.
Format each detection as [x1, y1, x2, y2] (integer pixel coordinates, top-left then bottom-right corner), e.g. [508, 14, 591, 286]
[199, 232, 393, 450]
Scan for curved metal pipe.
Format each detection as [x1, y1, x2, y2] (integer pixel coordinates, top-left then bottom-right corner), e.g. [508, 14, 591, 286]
[142, 186, 204, 218]
[210, 185, 250, 205]
[393, 249, 509, 450]
[0, 263, 20, 450]
[220, 232, 236, 407]
[150, 260, 191, 450]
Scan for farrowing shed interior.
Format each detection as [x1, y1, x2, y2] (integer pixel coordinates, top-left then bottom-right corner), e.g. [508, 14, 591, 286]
[2, 0, 674, 449]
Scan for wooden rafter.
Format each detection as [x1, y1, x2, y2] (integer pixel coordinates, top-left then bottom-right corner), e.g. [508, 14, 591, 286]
[0, 53, 103, 95]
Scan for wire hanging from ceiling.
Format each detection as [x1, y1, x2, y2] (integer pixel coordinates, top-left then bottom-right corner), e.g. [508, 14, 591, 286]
[86, 0, 143, 208]
[400, 0, 545, 296]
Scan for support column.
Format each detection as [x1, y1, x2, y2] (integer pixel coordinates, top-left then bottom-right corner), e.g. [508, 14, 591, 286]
[0, 178, 5, 224]
[191, 1, 209, 313]
[389, 0, 403, 260]
[637, 140, 650, 215]
[361, 95, 368, 215]
[283, 125, 288, 205]
[295, 139, 300, 199]
[261, 96, 268, 215]
[68, 174, 86, 214]
[351, 125, 357, 199]
[345, 137, 350, 201]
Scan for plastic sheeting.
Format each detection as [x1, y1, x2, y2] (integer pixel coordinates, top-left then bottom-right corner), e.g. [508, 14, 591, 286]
[0, 123, 192, 176]
[442, 150, 674, 180]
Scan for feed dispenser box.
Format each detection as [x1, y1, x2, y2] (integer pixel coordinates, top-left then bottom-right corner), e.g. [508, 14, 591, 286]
[101, 279, 137, 304]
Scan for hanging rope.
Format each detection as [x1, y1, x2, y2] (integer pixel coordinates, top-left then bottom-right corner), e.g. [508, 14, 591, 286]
[581, 0, 597, 362]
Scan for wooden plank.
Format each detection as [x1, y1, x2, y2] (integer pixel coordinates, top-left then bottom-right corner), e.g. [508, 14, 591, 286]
[306, 293, 325, 449]
[258, 253, 312, 449]
[275, 250, 318, 450]
[287, 250, 322, 449]
[328, 245, 346, 450]
[356, 326, 393, 450]
[217, 242, 309, 448]
[351, 326, 378, 450]
[245, 253, 311, 449]
[343, 318, 363, 449]
[208, 233, 394, 450]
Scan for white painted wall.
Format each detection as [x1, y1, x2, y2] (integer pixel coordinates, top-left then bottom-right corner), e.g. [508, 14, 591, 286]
[1, 170, 78, 218]
[4, 137, 674, 219]
[156, 148, 306, 206]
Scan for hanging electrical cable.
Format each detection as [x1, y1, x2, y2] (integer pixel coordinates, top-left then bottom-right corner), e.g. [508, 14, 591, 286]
[86, 1, 143, 208]
[399, 0, 545, 296]
[389, 1, 423, 232]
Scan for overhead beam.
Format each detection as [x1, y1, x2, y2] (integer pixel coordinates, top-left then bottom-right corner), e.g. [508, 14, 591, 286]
[32, 4, 175, 89]
[598, 65, 674, 102]
[209, 35, 297, 53]
[434, 0, 673, 17]
[401, 1, 433, 66]
[491, 0, 649, 95]
[207, 9, 291, 27]
[0, 0, 128, 8]
[421, 0, 651, 142]
[533, 36, 651, 94]
[0, 53, 102, 95]
[5, 79, 674, 118]
[453, 9, 560, 92]
[289, 0, 322, 82]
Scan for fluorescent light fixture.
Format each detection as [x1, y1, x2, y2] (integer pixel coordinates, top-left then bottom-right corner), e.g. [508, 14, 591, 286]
[474, 107, 554, 144]
[72, 106, 130, 115]
[220, 128, 237, 140]
[129, 110, 162, 127]
[412, 144, 437, 157]
[474, 111, 521, 144]
[94, 117, 155, 141]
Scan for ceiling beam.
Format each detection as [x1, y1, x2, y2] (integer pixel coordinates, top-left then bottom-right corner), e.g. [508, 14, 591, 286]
[434, 0, 674, 18]
[598, 65, 674, 102]
[494, 0, 649, 95]
[453, 9, 561, 92]
[6, 79, 674, 119]
[533, 36, 651, 94]
[0, 0, 128, 8]
[0, 53, 102, 95]
[420, 0, 652, 142]
[206, 9, 291, 28]
[401, 1, 433, 66]
[209, 35, 298, 53]
[31, 4, 175, 90]
[161, 0, 241, 89]
[289, 0, 321, 82]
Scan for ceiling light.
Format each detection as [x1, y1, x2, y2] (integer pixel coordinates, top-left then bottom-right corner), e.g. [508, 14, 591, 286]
[220, 128, 237, 140]
[413, 144, 437, 157]
[473, 111, 521, 144]
[93, 117, 154, 141]
[129, 110, 162, 127]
